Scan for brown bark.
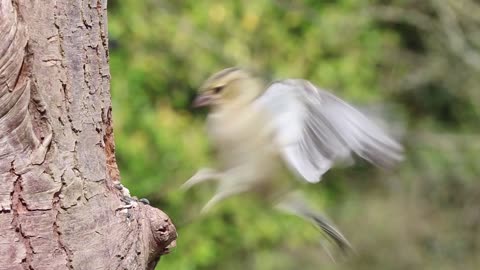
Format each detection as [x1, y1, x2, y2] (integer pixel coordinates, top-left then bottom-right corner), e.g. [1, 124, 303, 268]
[0, 1, 176, 269]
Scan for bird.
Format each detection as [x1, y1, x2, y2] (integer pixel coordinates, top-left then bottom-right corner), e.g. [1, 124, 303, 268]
[182, 67, 404, 253]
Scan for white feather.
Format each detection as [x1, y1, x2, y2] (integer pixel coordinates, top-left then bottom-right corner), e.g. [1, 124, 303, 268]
[255, 79, 403, 183]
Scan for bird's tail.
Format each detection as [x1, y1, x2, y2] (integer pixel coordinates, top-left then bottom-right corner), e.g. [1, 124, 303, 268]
[304, 209, 352, 253]
[275, 191, 353, 253]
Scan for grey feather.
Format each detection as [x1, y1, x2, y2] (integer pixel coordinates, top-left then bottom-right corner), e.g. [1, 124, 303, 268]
[255, 79, 404, 183]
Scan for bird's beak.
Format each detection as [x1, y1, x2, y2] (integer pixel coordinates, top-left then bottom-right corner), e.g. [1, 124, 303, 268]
[193, 93, 213, 108]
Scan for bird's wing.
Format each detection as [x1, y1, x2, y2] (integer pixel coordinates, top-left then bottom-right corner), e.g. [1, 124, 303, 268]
[254, 79, 403, 183]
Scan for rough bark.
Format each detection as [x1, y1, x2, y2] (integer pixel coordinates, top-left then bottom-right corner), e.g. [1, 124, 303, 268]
[0, 1, 176, 269]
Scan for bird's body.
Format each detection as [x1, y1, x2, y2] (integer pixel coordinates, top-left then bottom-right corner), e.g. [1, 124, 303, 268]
[204, 84, 287, 204]
[183, 67, 404, 253]
[208, 101, 272, 173]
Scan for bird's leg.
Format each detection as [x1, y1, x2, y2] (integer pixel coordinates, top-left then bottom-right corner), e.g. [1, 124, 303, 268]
[200, 184, 250, 214]
[181, 167, 220, 190]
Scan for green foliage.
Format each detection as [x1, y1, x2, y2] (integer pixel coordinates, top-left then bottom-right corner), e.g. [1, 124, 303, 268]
[108, 0, 480, 269]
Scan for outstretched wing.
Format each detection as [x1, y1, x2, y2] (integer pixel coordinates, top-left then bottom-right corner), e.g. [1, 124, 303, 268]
[254, 79, 403, 183]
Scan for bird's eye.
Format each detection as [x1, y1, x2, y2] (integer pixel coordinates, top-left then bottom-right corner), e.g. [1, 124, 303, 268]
[213, 86, 224, 94]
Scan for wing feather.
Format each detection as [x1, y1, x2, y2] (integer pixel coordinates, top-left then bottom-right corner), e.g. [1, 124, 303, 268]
[255, 79, 403, 183]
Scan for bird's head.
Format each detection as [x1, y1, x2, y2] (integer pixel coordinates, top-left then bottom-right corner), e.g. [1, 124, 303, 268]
[193, 67, 263, 108]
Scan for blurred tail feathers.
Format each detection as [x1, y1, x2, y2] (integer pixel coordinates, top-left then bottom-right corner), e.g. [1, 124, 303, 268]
[275, 191, 353, 254]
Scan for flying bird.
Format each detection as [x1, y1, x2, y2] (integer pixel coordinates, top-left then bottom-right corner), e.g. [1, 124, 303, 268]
[182, 67, 403, 253]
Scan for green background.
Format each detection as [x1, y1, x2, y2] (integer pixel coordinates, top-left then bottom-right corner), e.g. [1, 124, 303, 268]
[108, 1, 480, 269]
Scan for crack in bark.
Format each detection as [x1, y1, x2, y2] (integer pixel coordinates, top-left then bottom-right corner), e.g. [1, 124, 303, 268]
[52, 170, 74, 269]
[10, 164, 34, 270]
[53, 0, 71, 114]
[96, 0, 109, 59]
[104, 106, 121, 185]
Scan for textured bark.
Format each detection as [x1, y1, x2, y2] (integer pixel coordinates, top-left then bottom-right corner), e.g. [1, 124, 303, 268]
[0, 1, 176, 269]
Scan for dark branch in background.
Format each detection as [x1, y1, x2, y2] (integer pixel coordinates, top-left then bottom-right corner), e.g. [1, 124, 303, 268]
[367, 0, 480, 129]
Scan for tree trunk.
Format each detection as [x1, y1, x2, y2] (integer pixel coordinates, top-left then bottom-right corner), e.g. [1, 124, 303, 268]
[0, 1, 176, 269]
